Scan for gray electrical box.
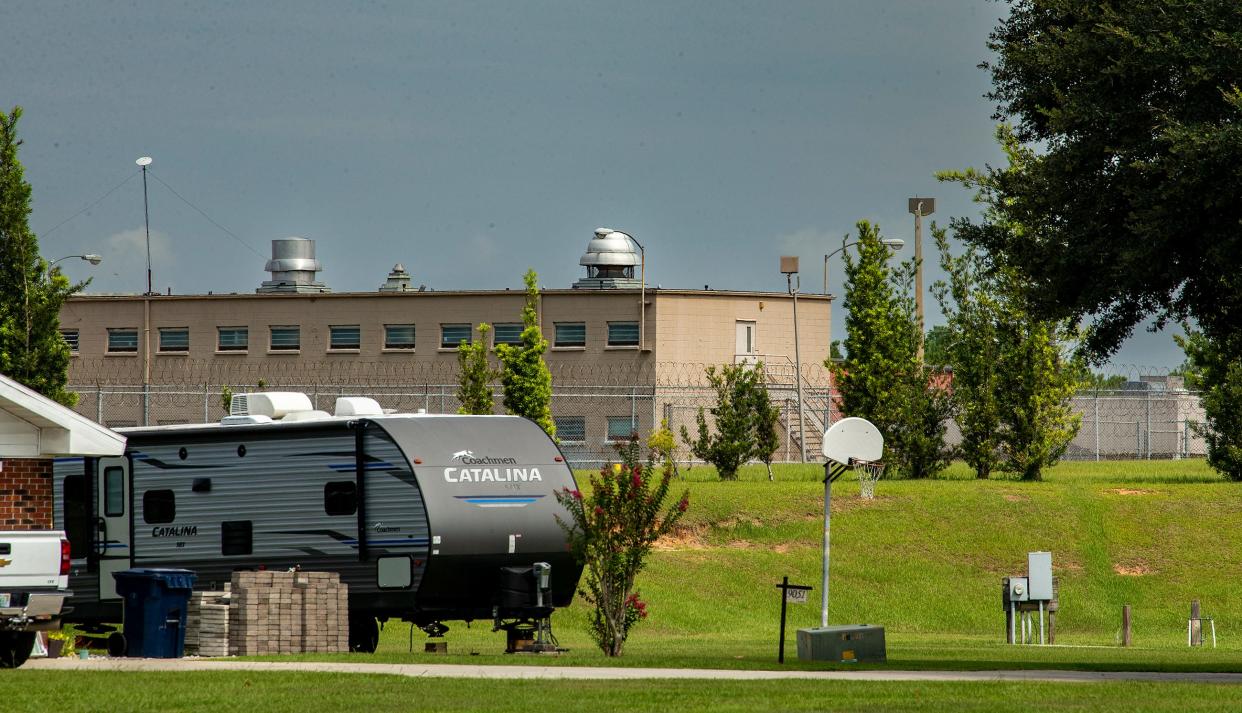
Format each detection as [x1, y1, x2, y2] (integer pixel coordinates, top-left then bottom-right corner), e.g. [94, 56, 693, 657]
[1028, 552, 1053, 601]
[1007, 576, 1029, 603]
[796, 625, 886, 663]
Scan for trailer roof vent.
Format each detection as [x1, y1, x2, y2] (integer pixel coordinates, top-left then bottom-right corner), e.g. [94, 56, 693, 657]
[335, 397, 384, 417]
[221, 414, 274, 426]
[231, 392, 315, 419]
[573, 228, 642, 289]
[281, 409, 333, 422]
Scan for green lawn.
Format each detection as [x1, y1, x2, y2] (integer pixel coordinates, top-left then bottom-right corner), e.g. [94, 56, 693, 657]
[5, 672, 1242, 713]
[256, 458, 1240, 670]
[29, 459, 1240, 711]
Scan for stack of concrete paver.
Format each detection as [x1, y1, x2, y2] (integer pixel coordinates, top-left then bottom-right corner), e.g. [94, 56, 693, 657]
[184, 589, 231, 657]
[228, 570, 349, 655]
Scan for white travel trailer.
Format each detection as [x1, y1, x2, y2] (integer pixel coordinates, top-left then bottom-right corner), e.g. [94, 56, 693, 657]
[53, 393, 581, 651]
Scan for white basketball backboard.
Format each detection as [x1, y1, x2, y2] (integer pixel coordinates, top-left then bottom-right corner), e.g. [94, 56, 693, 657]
[821, 417, 883, 465]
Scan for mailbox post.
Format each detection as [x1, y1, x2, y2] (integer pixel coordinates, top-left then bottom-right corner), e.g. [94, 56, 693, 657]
[776, 577, 812, 663]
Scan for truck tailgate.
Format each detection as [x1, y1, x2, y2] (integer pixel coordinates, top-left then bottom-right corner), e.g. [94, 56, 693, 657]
[0, 531, 65, 590]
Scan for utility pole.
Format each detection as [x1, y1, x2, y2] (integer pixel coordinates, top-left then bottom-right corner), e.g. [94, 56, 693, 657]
[781, 256, 806, 463]
[908, 198, 935, 364]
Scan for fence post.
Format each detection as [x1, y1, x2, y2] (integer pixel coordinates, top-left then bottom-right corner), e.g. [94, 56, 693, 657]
[631, 387, 637, 434]
[784, 398, 791, 462]
[203, 384, 210, 423]
[142, 383, 150, 426]
[96, 385, 103, 424]
[1094, 397, 1100, 461]
[1136, 421, 1141, 459]
[1145, 389, 1151, 459]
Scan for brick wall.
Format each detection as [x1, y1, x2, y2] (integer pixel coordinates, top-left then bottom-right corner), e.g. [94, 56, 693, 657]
[0, 458, 53, 529]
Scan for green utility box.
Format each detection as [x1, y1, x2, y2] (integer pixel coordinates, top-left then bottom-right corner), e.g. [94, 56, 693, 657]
[796, 625, 886, 663]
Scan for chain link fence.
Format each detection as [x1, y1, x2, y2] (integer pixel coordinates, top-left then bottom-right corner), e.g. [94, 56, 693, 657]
[67, 364, 1207, 469]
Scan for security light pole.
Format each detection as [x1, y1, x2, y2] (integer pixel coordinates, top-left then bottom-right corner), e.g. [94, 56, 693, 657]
[780, 256, 806, 463]
[136, 156, 153, 425]
[47, 254, 102, 278]
[908, 198, 934, 364]
[137, 156, 153, 295]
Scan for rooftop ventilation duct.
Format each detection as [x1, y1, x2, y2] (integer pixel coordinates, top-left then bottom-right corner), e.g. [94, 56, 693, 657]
[379, 263, 413, 292]
[573, 228, 642, 289]
[257, 237, 330, 294]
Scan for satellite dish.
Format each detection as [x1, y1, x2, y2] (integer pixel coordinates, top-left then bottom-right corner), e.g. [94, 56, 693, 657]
[135, 156, 153, 166]
[821, 417, 883, 465]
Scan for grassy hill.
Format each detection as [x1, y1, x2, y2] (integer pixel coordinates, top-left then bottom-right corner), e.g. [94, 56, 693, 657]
[368, 458, 1242, 669]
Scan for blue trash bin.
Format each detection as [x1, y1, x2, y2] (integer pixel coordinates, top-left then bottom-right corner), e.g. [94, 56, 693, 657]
[112, 568, 197, 658]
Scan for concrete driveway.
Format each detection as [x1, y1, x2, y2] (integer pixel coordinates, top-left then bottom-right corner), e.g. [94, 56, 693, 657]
[24, 658, 1242, 684]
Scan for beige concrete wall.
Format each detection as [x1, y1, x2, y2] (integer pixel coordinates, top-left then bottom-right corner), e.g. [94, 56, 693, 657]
[651, 291, 831, 383]
[62, 289, 824, 385]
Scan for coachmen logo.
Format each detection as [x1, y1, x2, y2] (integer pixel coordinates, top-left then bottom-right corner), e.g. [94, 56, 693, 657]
[445, 450, 540, 483]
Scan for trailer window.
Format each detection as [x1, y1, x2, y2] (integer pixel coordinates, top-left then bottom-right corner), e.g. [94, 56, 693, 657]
[222, 520, 253, 556]
[62, 474, 91, 559]
[103, 466, 125, 516]
[324, 481, 357, 516]
[143, 490, 176, 524]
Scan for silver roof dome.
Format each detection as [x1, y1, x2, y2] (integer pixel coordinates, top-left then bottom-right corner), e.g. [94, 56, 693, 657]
[578, 228, 640, 269]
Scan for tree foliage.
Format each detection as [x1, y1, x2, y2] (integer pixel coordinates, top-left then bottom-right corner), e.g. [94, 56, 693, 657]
[456, 323, 497, 415]
[963, 1, 1242, 359]
[554, 437, 688, 656]
[829, 220, 952, 479]
[933, 225, 1082, 482]
[679, 362, 777, 480]
[496, 270, 555, 438]
[0, 107, 79, 406]
[923, 325, 954, 369]
[1176, 328, 1242, 480]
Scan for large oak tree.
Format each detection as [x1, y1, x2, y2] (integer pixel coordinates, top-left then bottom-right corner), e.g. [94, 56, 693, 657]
[957, 1, 1242, 357]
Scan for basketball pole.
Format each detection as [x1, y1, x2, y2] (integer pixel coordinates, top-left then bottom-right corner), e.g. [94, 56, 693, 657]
[821, 462, 846, 628]
[821, 463, 831, 628]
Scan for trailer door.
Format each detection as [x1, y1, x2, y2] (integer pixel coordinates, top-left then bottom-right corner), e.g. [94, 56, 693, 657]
[96, 457, 132, 599]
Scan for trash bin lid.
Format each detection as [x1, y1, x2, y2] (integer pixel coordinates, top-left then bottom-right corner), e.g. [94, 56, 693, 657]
[112, 568, 197, 589]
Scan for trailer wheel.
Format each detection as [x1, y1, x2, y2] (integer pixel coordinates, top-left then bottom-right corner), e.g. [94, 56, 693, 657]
[348, 614, 379, 653]
[0, 632, 35, 669]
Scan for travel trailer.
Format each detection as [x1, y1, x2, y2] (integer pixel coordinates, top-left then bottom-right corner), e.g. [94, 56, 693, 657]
[52, 393, 581, 651]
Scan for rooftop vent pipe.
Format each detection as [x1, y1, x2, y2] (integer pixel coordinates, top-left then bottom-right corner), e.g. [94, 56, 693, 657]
[257, 237, 330, 294]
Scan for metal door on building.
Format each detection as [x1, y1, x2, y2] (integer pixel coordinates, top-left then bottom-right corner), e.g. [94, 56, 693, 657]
[736, 321, 757, 363]
[95, 457, 132, 600]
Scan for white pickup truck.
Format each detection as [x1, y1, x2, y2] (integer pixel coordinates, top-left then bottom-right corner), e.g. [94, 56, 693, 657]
[0, 531, 71, 668]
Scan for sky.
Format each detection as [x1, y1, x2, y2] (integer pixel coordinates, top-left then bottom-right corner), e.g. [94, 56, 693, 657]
[3, 0, 1185, 371]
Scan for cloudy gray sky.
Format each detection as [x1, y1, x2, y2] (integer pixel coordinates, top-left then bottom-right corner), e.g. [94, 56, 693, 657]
[3, 0, 1183, 369]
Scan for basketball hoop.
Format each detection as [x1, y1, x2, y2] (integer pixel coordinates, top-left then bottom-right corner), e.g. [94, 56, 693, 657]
[852, 459, 885, 499]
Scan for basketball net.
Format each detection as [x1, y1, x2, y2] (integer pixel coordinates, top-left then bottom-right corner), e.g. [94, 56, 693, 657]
[851, 459, 885, 499]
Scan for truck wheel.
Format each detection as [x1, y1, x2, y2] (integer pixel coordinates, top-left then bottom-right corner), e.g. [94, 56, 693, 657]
[348, 614, 379, 653]
[0, 632, 35, 669]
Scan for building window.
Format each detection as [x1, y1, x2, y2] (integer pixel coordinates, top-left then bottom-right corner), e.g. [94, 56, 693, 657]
[60, 329, 79, 353]
[555, 416, 586, 443]
[218, 327, 248, 352]
[329, 325, 361, 351]
[441, 324, 472, 349]
[384, 324, 415, 350]
[554, 322, 586, 348]
[493, 323, 523, 346]
[158, 327, 189, 353]
[324, 481, 357, 516]
[270, 326, 300, 351]
[607, 322, 640, 347]
[107, 328, 138, 354]
[142, 490, 176, 524]
[607, 416, 638, 442]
